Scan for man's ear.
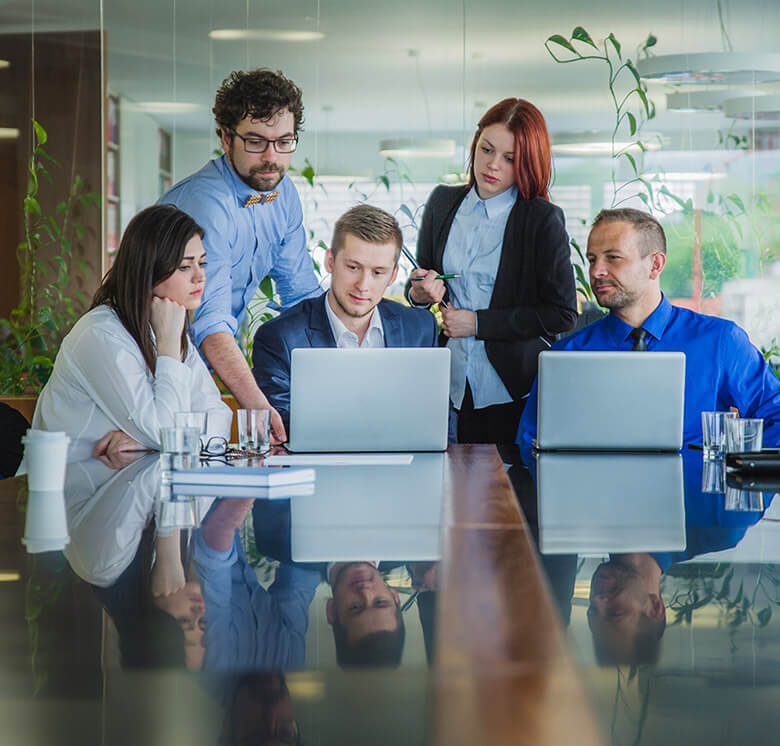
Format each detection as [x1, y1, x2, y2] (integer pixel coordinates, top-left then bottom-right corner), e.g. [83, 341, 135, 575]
[218, 127, 230, 154]
[389, 264, 399, 286]
[646, 593, 666, 620]
[326, 598, 336, 625]
[391, 588, 400, 606]
[649, 251, 666, 280]
[324, 249, 335, 275]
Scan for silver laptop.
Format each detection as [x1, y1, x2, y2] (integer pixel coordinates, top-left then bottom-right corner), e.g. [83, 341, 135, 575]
[537, 453, 685, 554]
[288, 347, 450, 452]
[536, 350, 685, 451]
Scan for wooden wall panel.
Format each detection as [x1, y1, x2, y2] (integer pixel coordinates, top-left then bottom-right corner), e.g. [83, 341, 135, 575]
[0, 31, 103, 319]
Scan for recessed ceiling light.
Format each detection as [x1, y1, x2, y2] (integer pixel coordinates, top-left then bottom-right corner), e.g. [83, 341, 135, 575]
[133, 102, 200, 114]
[379, 138, 456, 158]
[666, 89, 759, 113]
[551, 130, 663, 156]
[637, 52, 780, 86]
[724, 94, 780, 120]
[0, 127, 20, 139]
[209, 29, 324, 42]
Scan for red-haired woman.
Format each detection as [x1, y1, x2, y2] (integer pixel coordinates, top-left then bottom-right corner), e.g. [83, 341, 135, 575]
[408, 98, 576, 444]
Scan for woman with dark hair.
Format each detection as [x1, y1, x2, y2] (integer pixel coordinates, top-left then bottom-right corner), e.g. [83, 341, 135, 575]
[33, 204, 232, 460]
[408, 98, 577, 444]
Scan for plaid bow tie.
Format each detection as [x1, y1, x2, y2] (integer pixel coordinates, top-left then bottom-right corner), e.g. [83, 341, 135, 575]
[243, 191, 279, 208]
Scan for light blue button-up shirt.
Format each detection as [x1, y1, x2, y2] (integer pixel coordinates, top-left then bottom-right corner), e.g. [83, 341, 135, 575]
[443, 185, 517, 409]
[160, 155, 322, 347]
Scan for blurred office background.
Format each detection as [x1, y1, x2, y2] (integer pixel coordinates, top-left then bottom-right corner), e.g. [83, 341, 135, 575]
[2, 0, 780, 353]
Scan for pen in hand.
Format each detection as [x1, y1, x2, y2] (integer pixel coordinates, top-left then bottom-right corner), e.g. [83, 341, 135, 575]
[411, 274, 460, 281]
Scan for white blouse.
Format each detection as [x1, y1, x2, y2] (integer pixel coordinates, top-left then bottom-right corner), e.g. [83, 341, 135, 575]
[33, 305, 232, 461]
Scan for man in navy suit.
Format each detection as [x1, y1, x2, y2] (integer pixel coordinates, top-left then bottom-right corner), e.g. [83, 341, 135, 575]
[252, 204, 438, 429]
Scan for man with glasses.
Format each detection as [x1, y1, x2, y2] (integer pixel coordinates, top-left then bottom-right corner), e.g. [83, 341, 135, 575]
[161, 69, 321, 444]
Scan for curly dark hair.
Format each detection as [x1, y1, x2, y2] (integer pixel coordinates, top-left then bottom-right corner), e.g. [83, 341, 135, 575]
[213, 68, 304, 136]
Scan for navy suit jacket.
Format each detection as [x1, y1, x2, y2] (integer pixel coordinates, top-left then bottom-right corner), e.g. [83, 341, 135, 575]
[252, 293, 438, 429]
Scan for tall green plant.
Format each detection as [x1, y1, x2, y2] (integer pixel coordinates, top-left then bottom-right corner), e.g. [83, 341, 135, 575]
[0, 120, 99, 395]
[546, 27, 658, 210]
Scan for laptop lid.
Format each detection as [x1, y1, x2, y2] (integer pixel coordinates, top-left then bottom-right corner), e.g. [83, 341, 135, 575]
[288, 347, 450, 452]
[537, 350, 685, 451]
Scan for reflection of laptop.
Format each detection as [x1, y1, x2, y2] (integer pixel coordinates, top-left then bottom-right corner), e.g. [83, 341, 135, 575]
[288, 348, 450, 452]
[290, 453, 444, 561]
[537, 453, 685, 554]
[536, 350, 685, 451]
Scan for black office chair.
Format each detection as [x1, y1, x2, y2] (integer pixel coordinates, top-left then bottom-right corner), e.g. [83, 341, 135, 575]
[0, 402, 30, 478]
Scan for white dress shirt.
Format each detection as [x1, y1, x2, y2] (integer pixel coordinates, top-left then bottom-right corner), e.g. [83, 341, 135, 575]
[324, 291, 385, 348]
[33, 305, 232, 461]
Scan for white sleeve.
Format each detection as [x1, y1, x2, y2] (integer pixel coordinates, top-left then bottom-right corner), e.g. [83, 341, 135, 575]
[67, 323, 194, 449]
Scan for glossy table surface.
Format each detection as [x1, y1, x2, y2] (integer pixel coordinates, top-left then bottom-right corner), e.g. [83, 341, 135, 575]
[10, 443, 780, 744]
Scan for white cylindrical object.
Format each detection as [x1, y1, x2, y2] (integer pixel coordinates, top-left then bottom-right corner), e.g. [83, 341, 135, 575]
[23, 489, 70, 553]
[21, 429, 70, 491]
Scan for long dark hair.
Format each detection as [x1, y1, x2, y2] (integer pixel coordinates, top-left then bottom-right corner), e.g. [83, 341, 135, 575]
[468, 98, 552, 201]
[91, 205, 204, 374]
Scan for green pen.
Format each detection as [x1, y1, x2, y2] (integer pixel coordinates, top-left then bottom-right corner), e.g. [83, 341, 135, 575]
[410, 274, 460, 281]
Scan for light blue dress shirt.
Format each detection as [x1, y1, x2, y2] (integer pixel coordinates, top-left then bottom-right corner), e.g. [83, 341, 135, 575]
[160, 155, 322, 347]
[443, 185, 517, 409]
[517, 294, 780, 463]
[194, 530, 320, 671]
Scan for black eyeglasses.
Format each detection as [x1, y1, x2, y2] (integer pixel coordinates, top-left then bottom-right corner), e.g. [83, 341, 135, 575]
[227, 128, 298, 154]
[200, 436, 270, 462]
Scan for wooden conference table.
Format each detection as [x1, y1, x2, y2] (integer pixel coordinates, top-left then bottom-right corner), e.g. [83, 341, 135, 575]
[0, 444, 604, 745]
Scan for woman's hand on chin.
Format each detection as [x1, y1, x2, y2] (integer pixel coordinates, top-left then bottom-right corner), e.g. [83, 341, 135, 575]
[151, 295, 186, 359]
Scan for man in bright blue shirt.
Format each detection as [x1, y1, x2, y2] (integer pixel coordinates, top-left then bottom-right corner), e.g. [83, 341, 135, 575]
[517, 207, 780, 462]
[160, 69, 321, 442]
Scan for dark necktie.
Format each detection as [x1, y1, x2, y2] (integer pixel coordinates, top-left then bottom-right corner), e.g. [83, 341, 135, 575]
[629, 327, 647, 351]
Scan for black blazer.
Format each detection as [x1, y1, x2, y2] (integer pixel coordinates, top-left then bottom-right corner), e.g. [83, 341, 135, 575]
[411, 184, 577, 401]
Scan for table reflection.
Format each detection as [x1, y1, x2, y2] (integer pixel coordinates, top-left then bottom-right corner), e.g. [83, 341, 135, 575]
[522, 448, 780, 745]
[57, 453, 441, 677]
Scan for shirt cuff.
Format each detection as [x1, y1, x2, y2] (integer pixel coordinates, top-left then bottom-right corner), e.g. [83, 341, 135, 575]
[405, 285, 431, 309]
[192, 317, 238, 347]
[194, 528, 237, 568]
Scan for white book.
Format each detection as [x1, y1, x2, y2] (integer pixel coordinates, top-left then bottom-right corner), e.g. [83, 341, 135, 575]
[171, 466, 315, 487]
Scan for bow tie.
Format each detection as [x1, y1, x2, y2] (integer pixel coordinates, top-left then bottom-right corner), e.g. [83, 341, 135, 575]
[243, 192, 279, 208]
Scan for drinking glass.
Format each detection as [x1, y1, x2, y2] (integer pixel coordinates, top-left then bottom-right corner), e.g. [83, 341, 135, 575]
[159, 426, 201, 483]
[236, 409, 271, 450]
[725, 417, 763, 453]
[701, 410, 737, 460]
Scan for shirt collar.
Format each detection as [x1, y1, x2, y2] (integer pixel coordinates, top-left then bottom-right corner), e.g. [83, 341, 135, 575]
[604, 293, 674, 344]
[324, 290, 384, 346]
[463, 184, 517, 220]
[217, 154, 280, 206]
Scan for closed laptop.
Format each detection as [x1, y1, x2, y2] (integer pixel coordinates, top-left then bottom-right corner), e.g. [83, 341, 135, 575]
[536, 350, 685, 451]
[288, 347, 450, 452]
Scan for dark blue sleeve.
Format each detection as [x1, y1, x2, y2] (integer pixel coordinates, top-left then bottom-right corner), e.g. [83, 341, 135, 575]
[252, 320, 292, 431]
